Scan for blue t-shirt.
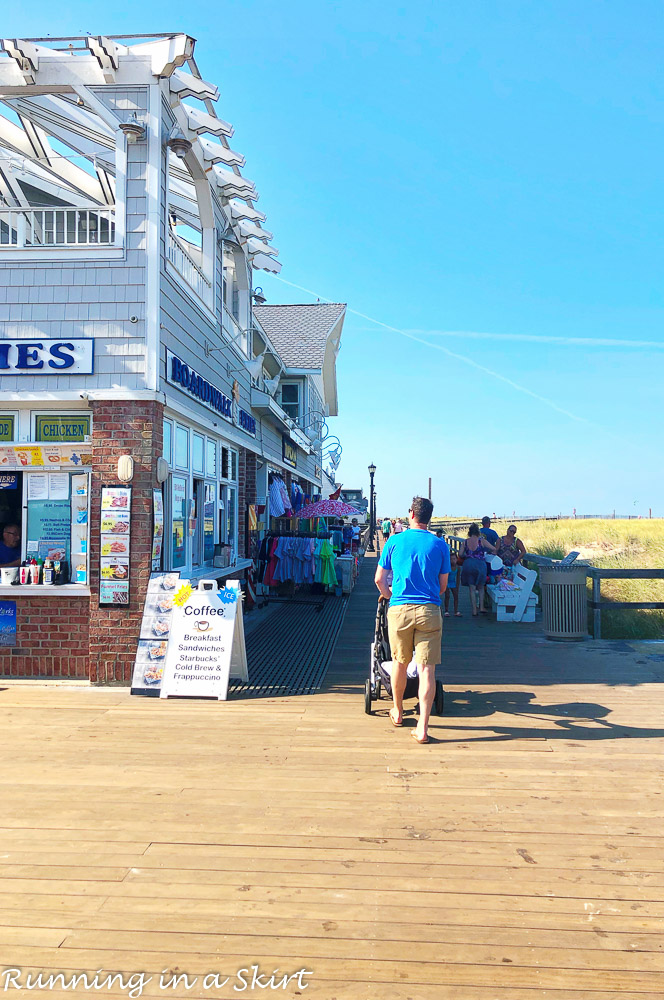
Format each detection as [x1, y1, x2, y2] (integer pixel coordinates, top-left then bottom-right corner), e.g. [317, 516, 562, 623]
[379, 530, 451, 607]
[480, 527, 499, 545]
[0, 542, 19, 565]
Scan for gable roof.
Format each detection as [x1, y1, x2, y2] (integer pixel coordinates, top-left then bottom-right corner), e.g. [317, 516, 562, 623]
[253, 303, 346, 369]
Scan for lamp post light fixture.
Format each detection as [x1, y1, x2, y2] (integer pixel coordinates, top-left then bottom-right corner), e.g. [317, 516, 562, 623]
[367, 462, 376, 552]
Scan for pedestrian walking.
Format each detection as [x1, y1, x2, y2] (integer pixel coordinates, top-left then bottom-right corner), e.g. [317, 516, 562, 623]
[374, 497, 450, 744]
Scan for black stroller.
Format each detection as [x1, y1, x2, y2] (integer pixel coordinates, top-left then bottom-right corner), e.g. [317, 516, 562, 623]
[365, 598, 444, 715]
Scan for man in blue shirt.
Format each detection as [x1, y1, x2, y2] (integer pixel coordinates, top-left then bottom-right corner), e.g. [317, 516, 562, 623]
[374, 497, 450, 744]
[480, 516, 499, 546]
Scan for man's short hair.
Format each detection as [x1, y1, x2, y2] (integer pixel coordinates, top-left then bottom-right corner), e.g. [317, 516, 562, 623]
[410, 497, 433, 524]
[481, 516, 491, 525]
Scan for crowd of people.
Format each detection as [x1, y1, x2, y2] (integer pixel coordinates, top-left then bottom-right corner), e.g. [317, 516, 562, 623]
[374, 503, 527, 744]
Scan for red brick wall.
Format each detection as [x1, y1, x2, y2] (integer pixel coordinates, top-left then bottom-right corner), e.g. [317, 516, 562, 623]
[88, 399, 163, 685]
[0, 597, 89, 678]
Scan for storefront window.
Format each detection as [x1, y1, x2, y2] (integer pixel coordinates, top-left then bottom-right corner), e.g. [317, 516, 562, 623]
[171, 476, 187, 568]
[206, 438, 216, 478]
[34, 413, 91, 442]
[204, 483, 215, 561]
[0, 471, 90, 584]
[192, 433, 204, 475]
[0, 415, 15, 441]
[163, 420, 172, 464]
[174, 425, 189, 469]
[231, 449, 238, 482]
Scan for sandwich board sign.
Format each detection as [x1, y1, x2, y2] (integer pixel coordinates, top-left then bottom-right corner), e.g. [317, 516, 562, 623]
[159, 579, 248, 699]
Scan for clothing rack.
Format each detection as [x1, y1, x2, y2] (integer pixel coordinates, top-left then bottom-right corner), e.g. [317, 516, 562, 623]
[267, 530, 331, 539]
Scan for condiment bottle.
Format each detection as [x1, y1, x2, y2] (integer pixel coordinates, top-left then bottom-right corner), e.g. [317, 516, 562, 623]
[43, 559, 54, 585]
[30, 559, 40, 585]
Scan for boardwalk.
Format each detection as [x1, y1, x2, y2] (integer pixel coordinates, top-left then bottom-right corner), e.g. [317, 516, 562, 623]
[1, 554, 663, 998]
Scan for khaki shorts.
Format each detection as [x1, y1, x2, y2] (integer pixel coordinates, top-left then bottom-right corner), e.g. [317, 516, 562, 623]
[387, 603, 443, 666]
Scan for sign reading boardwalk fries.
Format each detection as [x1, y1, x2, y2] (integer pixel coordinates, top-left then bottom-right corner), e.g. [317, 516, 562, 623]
[160, 580, 248, 700]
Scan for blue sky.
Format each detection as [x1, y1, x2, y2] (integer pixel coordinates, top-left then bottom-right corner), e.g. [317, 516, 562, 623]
[8, 2, 663, 516]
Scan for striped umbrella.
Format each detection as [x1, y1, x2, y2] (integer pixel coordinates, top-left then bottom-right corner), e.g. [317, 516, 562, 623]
[293, 499, 362, 519]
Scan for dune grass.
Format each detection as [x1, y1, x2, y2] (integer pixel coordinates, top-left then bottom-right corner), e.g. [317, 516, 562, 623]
[435, 518, 664, 640]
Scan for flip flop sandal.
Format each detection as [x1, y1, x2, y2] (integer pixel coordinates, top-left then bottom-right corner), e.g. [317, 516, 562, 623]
[411, 730, 429, 744]
[389, 709, 403, 727]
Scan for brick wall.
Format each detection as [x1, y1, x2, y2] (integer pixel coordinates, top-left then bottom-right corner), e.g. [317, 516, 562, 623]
[88, 398, 163, 684]
[0, 597, 89, 678]
[237, 447, 258, 559]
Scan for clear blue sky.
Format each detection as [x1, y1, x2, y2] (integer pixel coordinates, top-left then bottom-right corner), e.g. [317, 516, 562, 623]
[8, 2, 663, 517]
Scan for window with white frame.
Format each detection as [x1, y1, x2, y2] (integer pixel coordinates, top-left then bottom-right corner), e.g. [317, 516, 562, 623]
[163, 420, 173, 465]
[280, 382, 301, 422]
[174, 425, 189, 469]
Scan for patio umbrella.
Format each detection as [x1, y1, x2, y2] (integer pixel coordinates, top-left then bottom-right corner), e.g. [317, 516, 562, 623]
[293, 498, 362, 519]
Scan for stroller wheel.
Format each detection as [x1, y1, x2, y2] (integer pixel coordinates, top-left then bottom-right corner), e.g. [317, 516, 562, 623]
[434, 680, 445, 716]
[364, 678, 372, 715]
[376, 679, 382, 700]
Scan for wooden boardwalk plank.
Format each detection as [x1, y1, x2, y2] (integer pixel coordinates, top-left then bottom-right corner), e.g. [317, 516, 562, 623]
[0, 553, 663, 996]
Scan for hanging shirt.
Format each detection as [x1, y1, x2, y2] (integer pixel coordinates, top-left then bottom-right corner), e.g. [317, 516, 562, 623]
[269, 479, 286, 518]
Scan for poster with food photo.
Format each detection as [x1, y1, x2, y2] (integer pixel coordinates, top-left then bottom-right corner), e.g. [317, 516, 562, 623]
[99, 486, 131, 605]
[131, 572, 182, 696]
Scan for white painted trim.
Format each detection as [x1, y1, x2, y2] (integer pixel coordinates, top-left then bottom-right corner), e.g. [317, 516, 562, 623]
[144, 83, 161, 392]
[0, 389, 165, 403]
[114, 131, 127, 248]
[0, 584, 91, 598]
[0, 247, 125, 262]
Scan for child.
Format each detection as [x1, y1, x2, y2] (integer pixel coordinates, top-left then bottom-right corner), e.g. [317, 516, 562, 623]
[444, 552, 461, 617]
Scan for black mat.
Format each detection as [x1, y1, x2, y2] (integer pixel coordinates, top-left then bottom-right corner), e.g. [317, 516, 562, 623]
[230, 594, 349, 698]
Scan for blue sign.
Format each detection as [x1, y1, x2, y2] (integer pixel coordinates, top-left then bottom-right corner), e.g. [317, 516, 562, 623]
[0, 600, 16, 647]
[238, 409, 256, 436]
[167, 351, 233, 422]
[0, 474, 18, 490]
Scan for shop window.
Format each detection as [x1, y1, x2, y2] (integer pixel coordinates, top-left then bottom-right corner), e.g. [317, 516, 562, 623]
[204, 483, 215, 562]
[221, 446, 230, 481]
[192, 433, 204, 475]
[280, 383, 300, 422]
[231, 449, 238, 482]
[0, 415, 16, 441]
[163, 420, 173, 465]
[171, 476, 187, 569]
[174, 425, 189, 469]
[0, 471, 90, 584]
[219, 483, 237, 562]
[206, 438, 216, 478]
[34, 413, 91, 442]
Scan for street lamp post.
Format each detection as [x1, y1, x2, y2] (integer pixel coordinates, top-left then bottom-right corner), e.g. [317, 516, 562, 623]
[367, 463, 376, 552]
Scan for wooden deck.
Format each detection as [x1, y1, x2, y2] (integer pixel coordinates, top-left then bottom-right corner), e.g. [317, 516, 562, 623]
[1, 553, 663, 998]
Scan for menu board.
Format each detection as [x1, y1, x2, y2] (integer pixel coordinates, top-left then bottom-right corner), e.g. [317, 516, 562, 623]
[26, 499, 71, 563]
[99, 486, 131, 605]
[159, 582, 240, 700]
[152, 489, 164, 571]
[130, 572, 181, 696]
[0, 444, 93, 469]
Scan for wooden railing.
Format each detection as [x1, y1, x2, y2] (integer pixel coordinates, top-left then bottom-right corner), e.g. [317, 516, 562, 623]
[0, 206, 116, 247]
[446, 536, 664, 639]
[588, 568, 664, 639]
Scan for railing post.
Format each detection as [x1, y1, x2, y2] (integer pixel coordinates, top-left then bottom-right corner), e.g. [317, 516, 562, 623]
[17, 212, 26, 248]
[592, 574, 601, 639]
